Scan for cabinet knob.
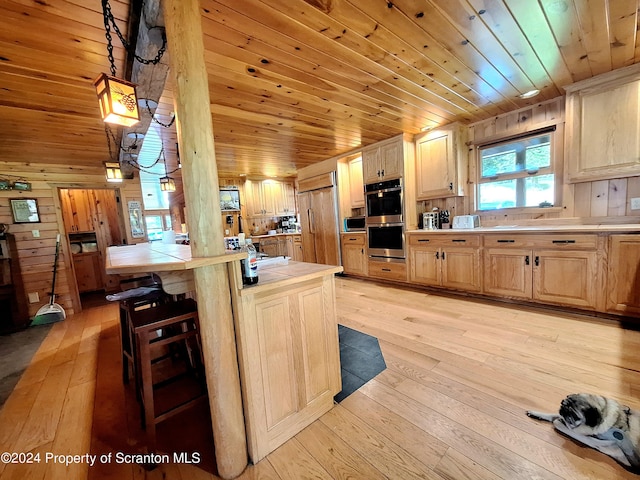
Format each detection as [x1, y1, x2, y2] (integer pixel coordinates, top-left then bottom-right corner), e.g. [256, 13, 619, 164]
[449, 182, 453, 191]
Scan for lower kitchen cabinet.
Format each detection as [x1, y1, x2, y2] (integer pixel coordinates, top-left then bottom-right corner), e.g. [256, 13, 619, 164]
[73, 252, 103, 293]
[368, 259, 407, 282]
[483, 234, 600, 310]
[232, 274, 341, 462]
[409, 235, 480, 292]
[341, 233, 367, 276]
[607, 235, 640, 315]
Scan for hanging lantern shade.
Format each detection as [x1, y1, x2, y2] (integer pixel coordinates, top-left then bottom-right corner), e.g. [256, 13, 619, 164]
[94, 73, 140, 127]
[104, 161, 123, 182]
[159, 176, 176, 192]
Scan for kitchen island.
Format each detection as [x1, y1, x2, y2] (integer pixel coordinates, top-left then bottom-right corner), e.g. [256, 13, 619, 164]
[105, 243, 343, 465]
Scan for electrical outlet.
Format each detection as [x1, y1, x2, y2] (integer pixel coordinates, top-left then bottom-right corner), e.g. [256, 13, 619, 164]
[28, 292, 39, 303]
[32, 229, 40, 238]
[631, 198, 640, 210]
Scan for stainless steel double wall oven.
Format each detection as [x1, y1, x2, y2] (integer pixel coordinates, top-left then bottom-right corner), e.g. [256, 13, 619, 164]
[364, 178, 405, 260]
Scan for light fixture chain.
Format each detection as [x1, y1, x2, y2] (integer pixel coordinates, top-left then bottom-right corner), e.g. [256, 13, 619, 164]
[101, 0, 117, 76]
[103, 0, 167, 67]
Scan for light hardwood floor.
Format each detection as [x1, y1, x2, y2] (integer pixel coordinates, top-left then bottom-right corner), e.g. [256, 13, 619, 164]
[1, 276, 640, 479]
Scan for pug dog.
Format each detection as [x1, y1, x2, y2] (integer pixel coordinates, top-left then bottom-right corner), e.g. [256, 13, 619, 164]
[527, 393, 640, 469]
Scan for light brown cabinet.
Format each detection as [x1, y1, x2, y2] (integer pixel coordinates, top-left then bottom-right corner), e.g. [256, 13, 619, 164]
[483, 234, 599, 309]
[367, 259, 407, 282]
[362, 136, 403, 184]
[348, 157, 365, 208]
[341, 233, 367, 276]
[564, 64, 640, 182]
[73, 252, 103, 293]
[60, 189, 95, 232]
[245, 180, 296, 217]
[409, 235, 480, 292]
[292, 235, 303, 261]
[414, 123, 466, 199]
[606, 235, 640, 315]
[233, 273, 341, 462]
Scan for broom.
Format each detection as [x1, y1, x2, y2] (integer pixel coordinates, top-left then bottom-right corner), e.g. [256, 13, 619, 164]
[31, 233, 66, 325]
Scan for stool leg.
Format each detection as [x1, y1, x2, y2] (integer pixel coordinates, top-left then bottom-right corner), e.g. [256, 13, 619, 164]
[138, 329, 157, 452]
[119, 305, 130, 384]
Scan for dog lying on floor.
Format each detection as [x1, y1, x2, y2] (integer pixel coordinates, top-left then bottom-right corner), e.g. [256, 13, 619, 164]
[527, 393, 640, 470]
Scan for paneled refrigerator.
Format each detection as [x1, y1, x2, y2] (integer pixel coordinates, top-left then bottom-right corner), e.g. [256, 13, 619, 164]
[297, 173, 341, 266]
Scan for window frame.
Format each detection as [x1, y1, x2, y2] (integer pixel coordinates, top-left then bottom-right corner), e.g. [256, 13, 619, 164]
[473, 124, 564, 215]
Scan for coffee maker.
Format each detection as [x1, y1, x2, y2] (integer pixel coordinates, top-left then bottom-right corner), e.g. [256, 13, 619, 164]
[422, 209, 450, 230]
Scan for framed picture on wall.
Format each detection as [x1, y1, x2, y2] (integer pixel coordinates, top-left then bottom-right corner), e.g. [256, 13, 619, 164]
[220, 188, 240, 211]
[10, 198, 40, 223]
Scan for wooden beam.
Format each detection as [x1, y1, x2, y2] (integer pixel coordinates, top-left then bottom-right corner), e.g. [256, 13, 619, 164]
[163, 0, 248, 478]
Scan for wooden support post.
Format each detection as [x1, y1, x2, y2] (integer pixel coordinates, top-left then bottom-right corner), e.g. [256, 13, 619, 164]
[163, 0, 248, 478]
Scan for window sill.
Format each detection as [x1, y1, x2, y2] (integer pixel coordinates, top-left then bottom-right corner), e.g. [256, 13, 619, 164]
[475, 206, 563, 216]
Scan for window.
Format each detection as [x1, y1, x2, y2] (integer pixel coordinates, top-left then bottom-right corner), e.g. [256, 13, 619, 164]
[476, 128, 557, 211]
[144, 214, 172, 241]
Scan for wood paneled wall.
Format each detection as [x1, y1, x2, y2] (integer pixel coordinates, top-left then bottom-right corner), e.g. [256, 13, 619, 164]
[0, 162, 143, 317]
[420, 97, 640, 226]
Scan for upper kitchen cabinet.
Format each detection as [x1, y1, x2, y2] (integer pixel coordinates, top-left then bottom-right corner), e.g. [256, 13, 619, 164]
[245, 180, 295, 217]
[362, 135, 404, 184]
[348, 157, 364, 208]
[414, 123, 467, 199]
[60, 189, 95, 233]
[565, 63, 640, 183]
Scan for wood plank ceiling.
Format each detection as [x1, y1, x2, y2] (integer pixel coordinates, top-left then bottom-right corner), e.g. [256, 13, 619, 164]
[1, 0, 640, 180]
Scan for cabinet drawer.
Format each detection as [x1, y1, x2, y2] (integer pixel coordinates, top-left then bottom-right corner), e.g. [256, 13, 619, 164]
[409, 234, 480, 247]
[368, 260, 407, 282]
[341, 233, 365, 246]
[484, 234, 598, 250]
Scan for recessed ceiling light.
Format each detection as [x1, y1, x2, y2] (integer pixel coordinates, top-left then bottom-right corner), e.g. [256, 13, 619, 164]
[519, 89, 540, 99]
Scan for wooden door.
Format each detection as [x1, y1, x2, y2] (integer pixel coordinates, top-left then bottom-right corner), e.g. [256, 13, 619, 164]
[415, 130, 454, 199]
[483, 248, 532, 299]
[607, 235, 640, 314]
[362, 146, 381, 184]
[312, 188, 340, 266]
[533, 250, 598, 309]
[380, 139, 402, 180]
[441, 247, 481, 292]
[409, 247, 441, 286]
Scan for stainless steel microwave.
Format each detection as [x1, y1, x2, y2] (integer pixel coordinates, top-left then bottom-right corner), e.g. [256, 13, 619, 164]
[344, 216, 365, 231]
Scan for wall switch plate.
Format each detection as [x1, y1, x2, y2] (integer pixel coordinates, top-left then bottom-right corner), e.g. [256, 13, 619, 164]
[28, 292, 39, 303]
[32, 229, 40, 238]
[631, 198, 640, 210]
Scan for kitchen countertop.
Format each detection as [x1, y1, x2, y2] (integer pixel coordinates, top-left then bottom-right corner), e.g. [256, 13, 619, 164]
[249, 232, 301, 239]
[237, 260, 343, 296]
[407, 224, 640, 234]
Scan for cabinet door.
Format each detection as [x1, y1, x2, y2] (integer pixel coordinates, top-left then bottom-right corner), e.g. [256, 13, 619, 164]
[261, 181, 278, 217]
[348, 158, 364, 208]
[415, 130, 456, 199]
[342, 244, 367, 275]
[73, 253, 103, 292]
[245, 180, 265, 217]
[566, 74, 640, 182]
[61, 189, 95, 232]
[293, 236, 304, 262]
[483, 248, 532, 298]
[409, 247, 441, 286]
[533, 250, 597, 309]
[276, 182, 296, 215]
[607, 235, 640, 314]
[260, 239, 279, 258]
[380, 140, 402, 180]
[441, 247, 480, 292]
[362, 147, 381, 184]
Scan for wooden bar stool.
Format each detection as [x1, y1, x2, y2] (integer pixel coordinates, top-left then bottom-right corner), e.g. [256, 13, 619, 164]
[129, 297, 207, 451]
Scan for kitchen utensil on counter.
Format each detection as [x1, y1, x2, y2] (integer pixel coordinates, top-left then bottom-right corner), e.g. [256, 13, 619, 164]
[452, 215, 480, 229]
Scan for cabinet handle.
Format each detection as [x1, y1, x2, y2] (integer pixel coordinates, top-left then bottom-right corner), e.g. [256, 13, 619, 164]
[377, 170, 381, 177]
[382, 268, 391, 272]
[442, 251, 446, 260]
[497, 239, 515, 243]
[552, 239, 576, 244]
[435, 251, 439, 259]
[535, 256, 539, 266]
[349, 238, 358, 241]
[381, 169, 385, 177]
[417, 239, 430, 242]
[449, 182, 453, 191]
[525, 255, 529, 265]
[451, 239, 466, 243]
[361, 248, 364, 254]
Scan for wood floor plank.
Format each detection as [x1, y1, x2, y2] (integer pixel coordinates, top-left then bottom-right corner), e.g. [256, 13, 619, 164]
[265, 438, 333, 479]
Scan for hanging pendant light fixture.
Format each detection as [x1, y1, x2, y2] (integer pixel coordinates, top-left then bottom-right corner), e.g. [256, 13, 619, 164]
[159, 149, 176, 192]
[95, 73, 140, 127]
[104, 161, 123, 182]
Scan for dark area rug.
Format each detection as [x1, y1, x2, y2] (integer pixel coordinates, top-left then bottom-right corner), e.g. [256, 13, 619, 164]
[0, 324, 52, 406]
[334, 324, 386, 403]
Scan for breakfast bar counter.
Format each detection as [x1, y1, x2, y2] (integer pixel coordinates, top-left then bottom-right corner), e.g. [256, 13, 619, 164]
[105, 243, 343, 466]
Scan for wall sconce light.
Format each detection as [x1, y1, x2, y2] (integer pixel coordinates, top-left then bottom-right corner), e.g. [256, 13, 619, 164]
[94, 73, 140, 127]
[104, 161, 123, 182]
